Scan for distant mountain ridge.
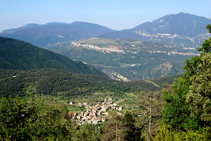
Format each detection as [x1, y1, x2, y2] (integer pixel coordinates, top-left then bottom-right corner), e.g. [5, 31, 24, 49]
[0, 36, 107, 77]
[1, 13, 210, 49]
[133, 12, 210, 37]
[0, 22, 115, 47]
[0, 23, 40, 34]
[100, 12, 211, 49]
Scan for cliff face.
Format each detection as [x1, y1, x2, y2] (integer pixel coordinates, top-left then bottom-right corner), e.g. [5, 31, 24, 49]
[150, 61, 182, 79]
[102, 70, 130, 82]
[101, 61, 182, 81]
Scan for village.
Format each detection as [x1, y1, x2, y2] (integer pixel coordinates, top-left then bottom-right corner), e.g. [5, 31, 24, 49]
[71, 42, 126, 54]
[69, 98, 124, 125]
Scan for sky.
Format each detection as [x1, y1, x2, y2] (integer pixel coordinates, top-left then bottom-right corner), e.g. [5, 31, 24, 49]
[1, 0, 211, 31]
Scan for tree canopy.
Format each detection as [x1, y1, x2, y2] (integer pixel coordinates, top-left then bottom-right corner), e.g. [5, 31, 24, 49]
[162, 24, 211, 130]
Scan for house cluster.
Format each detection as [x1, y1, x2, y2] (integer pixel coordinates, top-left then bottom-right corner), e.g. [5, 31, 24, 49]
[70, 98, 123, 125]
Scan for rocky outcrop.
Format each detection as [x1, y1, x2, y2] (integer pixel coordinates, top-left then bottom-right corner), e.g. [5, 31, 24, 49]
[150, 61, 174, 79]
[102, 70, 130, 82]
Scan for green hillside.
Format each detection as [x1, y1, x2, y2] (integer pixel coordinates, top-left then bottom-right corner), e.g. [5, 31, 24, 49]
[0, 36, 107, 77]
[0, 68, 178, 98]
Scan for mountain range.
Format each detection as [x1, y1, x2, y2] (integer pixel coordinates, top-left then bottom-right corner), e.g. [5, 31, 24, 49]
[100, 12, 211, 49]
[1, 13, 211, 50]
[0, 22, 114, 47]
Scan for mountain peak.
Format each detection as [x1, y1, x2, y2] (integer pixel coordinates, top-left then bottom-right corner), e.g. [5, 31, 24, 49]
[175, 12, 197, 17]
[100, 13, 211, 49]
[71, 21, 84, 24]
[177, 12, 186, 15]
[132, 12, 211, 37]
[21, 23, 40, 27]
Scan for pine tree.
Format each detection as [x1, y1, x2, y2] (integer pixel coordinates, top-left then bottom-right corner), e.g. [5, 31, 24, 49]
[139, 91, 164, 141]
[102, 111, 144, 141]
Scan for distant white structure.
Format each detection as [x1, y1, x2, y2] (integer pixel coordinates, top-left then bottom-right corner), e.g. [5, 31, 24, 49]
[113, 103, 117, 106]
[83, 102, 89, 106]
[119, 106, 123, 111]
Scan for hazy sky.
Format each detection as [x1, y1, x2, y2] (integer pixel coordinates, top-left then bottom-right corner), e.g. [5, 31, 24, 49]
[1, 0, 211, 31]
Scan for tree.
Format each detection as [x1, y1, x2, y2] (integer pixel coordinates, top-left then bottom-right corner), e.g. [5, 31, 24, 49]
[186, 52, 211, 124]
[162, 77, 200, 130]
[102, 112, 125, 141]
[139, 91, 164, 141]
[206, 24, 211, 33]
[153, 124, 207, 141]
[0, 96, 72, 140]
[162, 24, 211, 130]
[122, 111, 143, 141]
[102, 111, 144, 141]
[0, 96, 31, 140]
[71, 122, 100, 141]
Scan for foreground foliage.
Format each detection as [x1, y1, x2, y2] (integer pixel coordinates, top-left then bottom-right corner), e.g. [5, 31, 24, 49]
[102, 111, 144, 141]
[0, 96, 72, 140]
[160, 24, 211, 140]
[138, 91, 164, 141]
[153, 124, 211, 141]
[162, 24, 211, 130]
[0, 96, 145, 141]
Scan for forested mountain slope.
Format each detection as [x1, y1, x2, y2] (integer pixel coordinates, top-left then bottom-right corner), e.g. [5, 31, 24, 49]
[0, 68, 180, 98]
[0, 68, 165, 97]
[0, 36, 107, 77]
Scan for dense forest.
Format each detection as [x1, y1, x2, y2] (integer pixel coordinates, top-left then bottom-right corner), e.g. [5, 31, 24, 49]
[0, 25, 211, 140]
[0, 68, 175, 98]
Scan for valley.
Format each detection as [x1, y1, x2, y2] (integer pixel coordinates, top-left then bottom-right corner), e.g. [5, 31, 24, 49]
[1, 13, 210, 81]
[50, 37, 195, 81]
[1, 10, 211, 140]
